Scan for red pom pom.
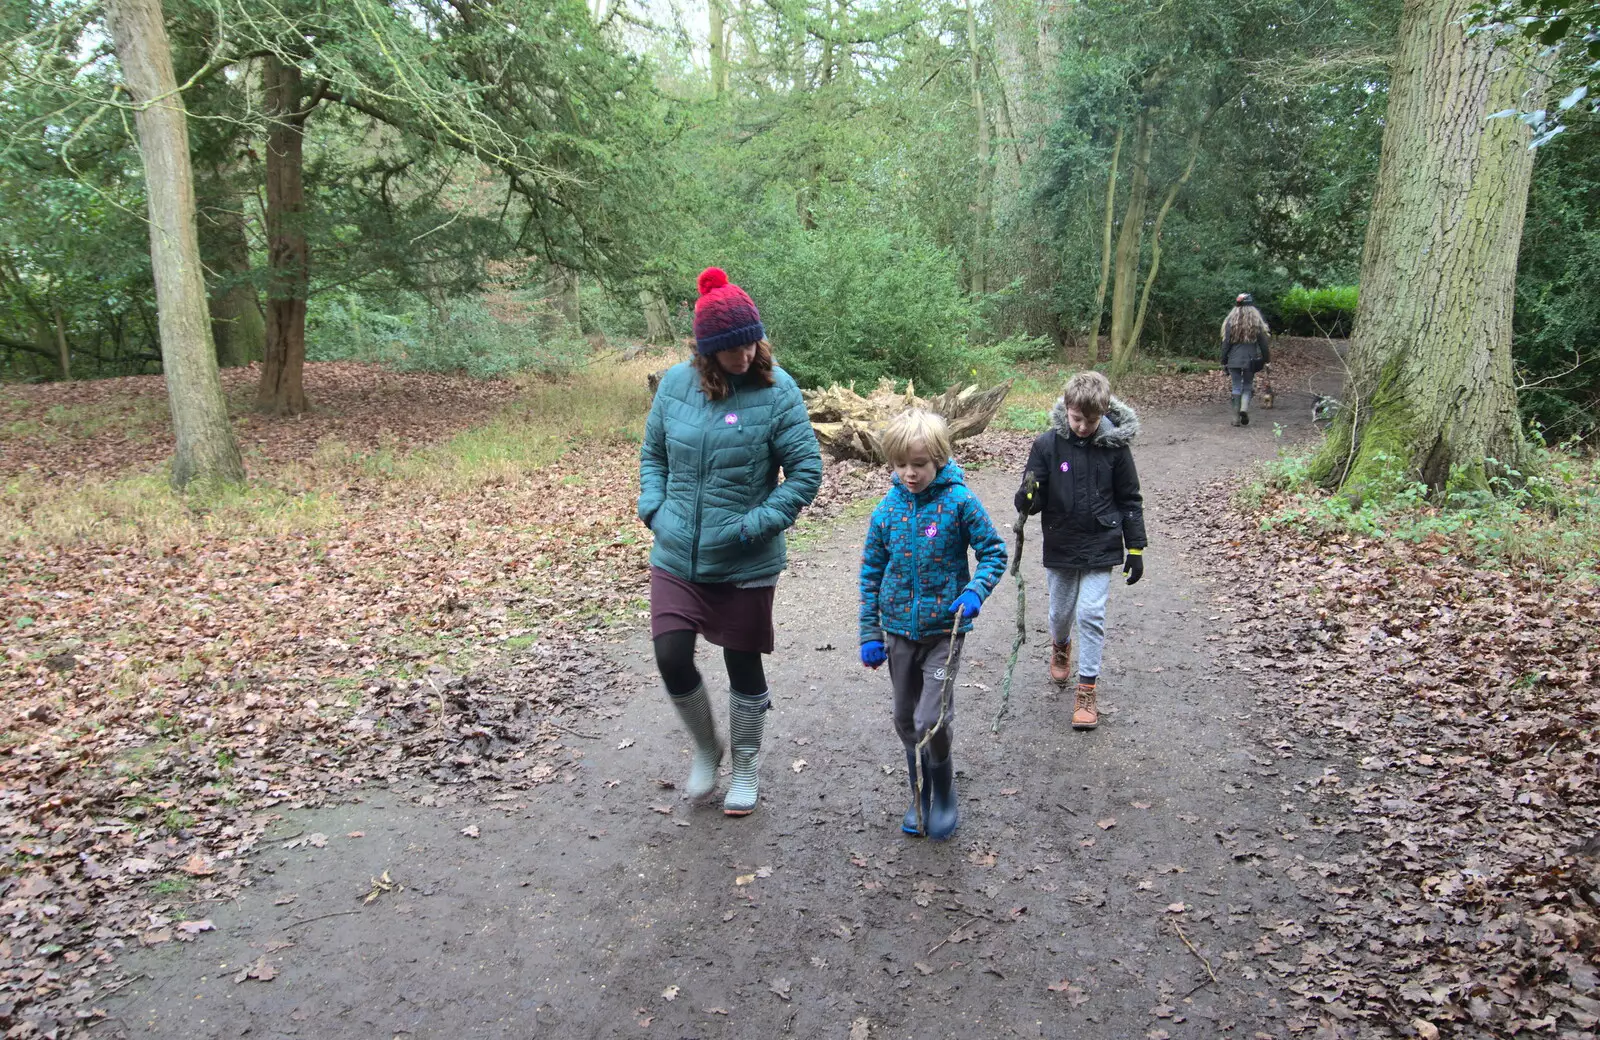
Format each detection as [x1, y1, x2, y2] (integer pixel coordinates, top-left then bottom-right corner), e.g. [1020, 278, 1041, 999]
[697, 267, 729, 296]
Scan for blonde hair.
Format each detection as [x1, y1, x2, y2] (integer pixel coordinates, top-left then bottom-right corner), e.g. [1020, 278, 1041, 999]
[1222, 305, 1269, 344]
[1061, 371, 1111, 418]
[880, 408, 952, 466]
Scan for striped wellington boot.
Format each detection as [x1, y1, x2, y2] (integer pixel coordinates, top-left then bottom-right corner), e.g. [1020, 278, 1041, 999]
[667, 683, 722, 799]
[723, 690, 770, 816]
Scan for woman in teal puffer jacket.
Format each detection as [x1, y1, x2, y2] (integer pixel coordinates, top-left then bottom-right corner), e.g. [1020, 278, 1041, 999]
[638, 267, 822, 816]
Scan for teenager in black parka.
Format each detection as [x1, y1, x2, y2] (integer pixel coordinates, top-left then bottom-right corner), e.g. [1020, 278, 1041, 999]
[1015, 371, 1148, 729]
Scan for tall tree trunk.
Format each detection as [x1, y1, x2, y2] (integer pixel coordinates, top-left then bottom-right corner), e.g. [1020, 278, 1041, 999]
[790, 2, 807, 89]
[105, 0, 244, 487]
[1314, 0, 1539, 493]
[820, 0, 836, 85]
[258, 55, 311, 415]
[1128, 121, 1207, 355]
[1088, 128, 1124, 363]
[735, 0, 758, 81]
[709, 0, 728, 95]
[967, 2, 991, 297]
[53, 304, 70, 381]
[992, 0, 1044, 167]
[640, 290, 672, 344]
[1107, 113, 1152, 372]
[204, 191, 264, 368]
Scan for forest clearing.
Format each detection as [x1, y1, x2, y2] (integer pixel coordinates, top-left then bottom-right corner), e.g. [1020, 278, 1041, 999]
[2, 345, 1596, 1038]
[5, 0, 1600, 1037]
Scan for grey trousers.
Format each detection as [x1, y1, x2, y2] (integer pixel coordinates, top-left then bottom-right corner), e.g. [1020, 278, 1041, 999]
[886, 631, 964, 759]
[1046, 567, 1113, 678]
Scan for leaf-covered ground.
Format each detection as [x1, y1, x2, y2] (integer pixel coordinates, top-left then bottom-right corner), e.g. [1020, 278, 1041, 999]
[1, 361, 666, 1035]
[0, 363, 532, 481]
[0, 356, 1028, 1035]
[1184, 481, 1600, 1037]
[4, 345, 1592, 1038]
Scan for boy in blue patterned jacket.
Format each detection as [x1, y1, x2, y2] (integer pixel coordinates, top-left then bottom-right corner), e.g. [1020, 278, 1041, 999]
[859, 409, 1008, 840]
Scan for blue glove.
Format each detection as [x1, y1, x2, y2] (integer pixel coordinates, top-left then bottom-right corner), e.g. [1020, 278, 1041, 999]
[952, 590, 982, 619]
[860, 640, 887, 669]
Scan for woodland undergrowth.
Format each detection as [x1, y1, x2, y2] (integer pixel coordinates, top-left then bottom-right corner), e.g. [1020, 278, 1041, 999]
[1185, 446, 1600, 1037]
[0, 348, 917, 1035]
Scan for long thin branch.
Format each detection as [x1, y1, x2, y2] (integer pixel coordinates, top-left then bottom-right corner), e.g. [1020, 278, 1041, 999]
[1516, 350, 1588, 391]
[1127, 114, 1209, 351]
[1170, 920, 1220, 985]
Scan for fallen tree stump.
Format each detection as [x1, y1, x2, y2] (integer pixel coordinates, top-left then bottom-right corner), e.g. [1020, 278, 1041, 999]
[803, 377, 1012, 462]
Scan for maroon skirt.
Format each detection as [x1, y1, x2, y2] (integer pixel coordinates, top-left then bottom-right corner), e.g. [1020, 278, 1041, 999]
[650, 567, 776, 654]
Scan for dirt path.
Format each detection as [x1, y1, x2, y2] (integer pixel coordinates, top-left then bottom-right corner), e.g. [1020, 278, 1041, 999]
[103, 368, 1359, 1039]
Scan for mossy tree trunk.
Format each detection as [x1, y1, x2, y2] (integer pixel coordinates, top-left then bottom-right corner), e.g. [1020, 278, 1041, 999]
[257, 55, 312, 416]
[203, 187, 264, 368]
[1106, 112, 1152, 374]
[105, 0, 244, 488]
[708, 0, 728, 96]
[1128, 121, 1206, 356]
[1087, 128, 1123, 364]
[53, 304, 70, 380]
[640, 290, 672, 344]
[967, 0, 992, 297]
[1313, 0, 1539, 493]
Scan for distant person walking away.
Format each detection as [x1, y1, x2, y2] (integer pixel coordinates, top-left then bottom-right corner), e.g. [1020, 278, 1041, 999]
[1221, 292, 1271, 426]
[638, 267, 823, 816]
[1015, 371, 1146, 730]
[858, 409, 1008, 840]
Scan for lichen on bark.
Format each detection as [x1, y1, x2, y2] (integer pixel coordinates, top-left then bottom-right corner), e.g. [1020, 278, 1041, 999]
[1325, 0, 1540, 499]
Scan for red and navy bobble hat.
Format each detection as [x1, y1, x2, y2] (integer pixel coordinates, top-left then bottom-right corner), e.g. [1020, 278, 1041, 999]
[692, 267, 765, 355]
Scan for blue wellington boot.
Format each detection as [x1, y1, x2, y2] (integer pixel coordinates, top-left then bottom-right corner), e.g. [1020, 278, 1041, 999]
[924, 753, 958, 841]
[901, 748, 930, 835]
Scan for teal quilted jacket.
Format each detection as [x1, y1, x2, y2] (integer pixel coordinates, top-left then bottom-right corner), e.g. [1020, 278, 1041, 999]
[638, 362, 822, 584]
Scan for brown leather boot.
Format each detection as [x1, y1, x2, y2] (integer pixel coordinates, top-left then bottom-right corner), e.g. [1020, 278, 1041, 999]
[1072, 683, 1099, 730]
[1049, 642, 1072, 684]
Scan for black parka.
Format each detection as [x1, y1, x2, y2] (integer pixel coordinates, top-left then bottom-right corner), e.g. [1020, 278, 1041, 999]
[1015, 397, 1147, 569]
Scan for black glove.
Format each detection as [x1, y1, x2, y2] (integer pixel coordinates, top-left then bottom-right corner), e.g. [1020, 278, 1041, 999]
[1123, 552, 1144, 585]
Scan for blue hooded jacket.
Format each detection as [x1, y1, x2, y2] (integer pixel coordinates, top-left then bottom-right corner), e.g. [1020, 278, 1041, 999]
[858, 461, 1008, 644]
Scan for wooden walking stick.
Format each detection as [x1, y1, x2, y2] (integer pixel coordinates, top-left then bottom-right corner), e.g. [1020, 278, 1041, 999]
[993, 474, 1037, 733]
[912, 621, 964, 837]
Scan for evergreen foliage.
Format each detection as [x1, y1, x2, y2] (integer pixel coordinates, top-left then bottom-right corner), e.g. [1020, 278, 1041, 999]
[0, 0, 1596, 435]
[1277, 285, 1360, 338]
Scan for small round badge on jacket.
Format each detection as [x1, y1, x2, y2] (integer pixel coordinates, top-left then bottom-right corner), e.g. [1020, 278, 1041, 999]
[923, 523, 939, 538]
[1060, 461, 1070, 472]
[724, 413, 738, 424]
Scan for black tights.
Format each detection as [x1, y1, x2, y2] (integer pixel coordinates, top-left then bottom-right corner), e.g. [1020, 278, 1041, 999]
[654, 630, 766, 698]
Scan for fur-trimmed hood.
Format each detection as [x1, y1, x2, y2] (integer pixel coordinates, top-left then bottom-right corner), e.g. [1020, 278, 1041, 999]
[1048, 395, 1140, 448]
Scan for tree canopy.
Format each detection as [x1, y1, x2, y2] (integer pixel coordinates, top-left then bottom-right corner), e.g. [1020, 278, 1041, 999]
[3, 0, 1598, 443]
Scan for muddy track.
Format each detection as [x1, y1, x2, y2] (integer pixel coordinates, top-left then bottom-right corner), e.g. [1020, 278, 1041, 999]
[104, 354, 1361, 1040]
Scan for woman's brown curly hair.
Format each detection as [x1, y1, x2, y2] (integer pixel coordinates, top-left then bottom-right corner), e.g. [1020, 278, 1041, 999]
[693, 340, 776, 401]
[1222, 305, 1270, 344]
